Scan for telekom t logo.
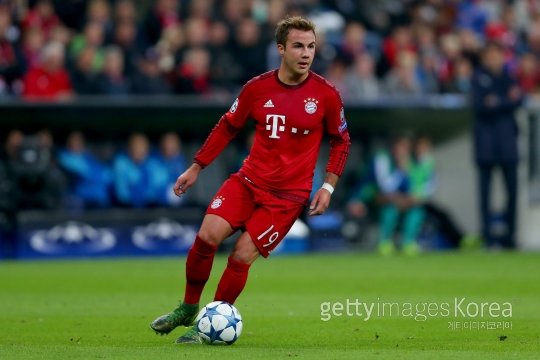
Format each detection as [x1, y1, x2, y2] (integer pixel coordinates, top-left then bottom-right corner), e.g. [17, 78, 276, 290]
[266, 114, 285, 139]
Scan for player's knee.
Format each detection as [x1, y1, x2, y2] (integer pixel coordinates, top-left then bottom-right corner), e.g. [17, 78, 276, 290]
[197, 227, 223, 246]
[231, 241, 259, 264]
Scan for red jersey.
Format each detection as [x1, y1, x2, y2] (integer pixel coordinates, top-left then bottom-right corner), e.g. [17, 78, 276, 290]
[195, 70, 350, 202]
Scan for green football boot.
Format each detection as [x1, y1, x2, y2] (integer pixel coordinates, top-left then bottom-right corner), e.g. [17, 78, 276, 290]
[150, 302, 199, 335]
[175, 325, 202, 344]
[378, 240, 396, 256]
[403, 242, 421, 256]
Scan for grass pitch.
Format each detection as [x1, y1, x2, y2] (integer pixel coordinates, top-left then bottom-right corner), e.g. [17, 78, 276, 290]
[0, 251, 539, 359]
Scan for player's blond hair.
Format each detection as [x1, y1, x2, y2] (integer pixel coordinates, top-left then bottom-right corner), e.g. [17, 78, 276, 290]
[275, 16, 316, 47]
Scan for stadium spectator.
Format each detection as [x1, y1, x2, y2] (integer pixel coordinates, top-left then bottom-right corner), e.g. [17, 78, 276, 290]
[438, 33, 463, 91]
[208, 20, 241, 93]
[112, 133, 167, 208]
[96, 45, 130, 95]
[0, 7, 25, 96]
[456, 0, 490, 37]
[516, 52, 540, 94]
[131, 47, 171, 95]
[70, 46, 100, 95]
[344, 53, 380, 100]
[380, 25, 416, 75]
[233, 18, 267, 84]
[113, 0, 137, 25]
[383, 50, 423, 96]
[417, 52, 440, 94]
[85, 0, 113, 40]
[220, 0, 249, 28]
[70, 21, 106, 72]
[458, 28, 482, 69]
[21, 27, 45, 69]
[153, 23, 184, 79]
[22, 41, 73, 100]
[21, 0, 60, 40]
[187, 0, 213, 22]
[174, 47, 210, 94]
[111, 19, 140, 77]
[57, 131, 113, 209]
[442, 56, 473, 94]
[325, 58, 349, 98]
[183, 17, 209, 51]
[157, 132, 187, 206]
[142, 0, 181, 47]
[471, 42, 523, 249]
[336, 22, 372, 65]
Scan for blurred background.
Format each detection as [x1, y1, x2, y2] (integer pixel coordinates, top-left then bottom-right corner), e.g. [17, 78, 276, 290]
[1, 0, 540, 260]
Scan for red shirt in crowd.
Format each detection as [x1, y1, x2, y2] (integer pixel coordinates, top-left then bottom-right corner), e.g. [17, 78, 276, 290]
[22, 66, 72, 99]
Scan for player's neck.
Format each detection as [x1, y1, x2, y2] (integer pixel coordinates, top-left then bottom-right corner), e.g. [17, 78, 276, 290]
[277, 67, 309, 86]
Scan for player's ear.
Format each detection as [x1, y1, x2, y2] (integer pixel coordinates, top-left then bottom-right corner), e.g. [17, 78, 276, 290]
[277, 43, 285, 56]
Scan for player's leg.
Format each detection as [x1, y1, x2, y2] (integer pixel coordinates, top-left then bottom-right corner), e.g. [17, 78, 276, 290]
[151, 215, 233, 335]
[176, 194, 303, 344]
[152, 175, 254, 338]
[500, 162, 517, 248]
[214, 232, 259, 304]
[184, 215, 234, 305]
[214, 196, 304, 303]
[176, 233, 259, 344]
[477, 163, 493, 247]
[378, 204, 399, 255]
[401, 206, 426, 256]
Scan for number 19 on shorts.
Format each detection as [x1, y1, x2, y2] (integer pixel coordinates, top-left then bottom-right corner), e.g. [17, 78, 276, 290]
[257, 225, 279, 248]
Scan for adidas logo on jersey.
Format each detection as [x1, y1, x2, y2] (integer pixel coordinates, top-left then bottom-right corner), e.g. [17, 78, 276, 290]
[263, 99, 274, 108]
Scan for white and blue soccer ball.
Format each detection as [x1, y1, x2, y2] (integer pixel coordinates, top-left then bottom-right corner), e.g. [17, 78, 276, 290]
[195, 301, 243, 345]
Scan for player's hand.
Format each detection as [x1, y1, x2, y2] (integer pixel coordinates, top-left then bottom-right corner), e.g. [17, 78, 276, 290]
[308, 188, 332, 216]
[174, 163, 202, 197]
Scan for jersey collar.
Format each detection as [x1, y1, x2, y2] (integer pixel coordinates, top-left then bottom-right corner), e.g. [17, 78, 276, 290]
[274, 69, 312, 89]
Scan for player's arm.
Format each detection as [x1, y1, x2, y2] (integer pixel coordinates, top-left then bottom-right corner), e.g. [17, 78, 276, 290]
[309, 172, 339, 216]
[174, 87, 253, 196]
[309, 91, 351, 215]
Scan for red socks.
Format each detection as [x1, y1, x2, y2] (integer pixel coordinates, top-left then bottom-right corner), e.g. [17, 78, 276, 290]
[183, 236, 217, 305]
[183, 236, 252, 305]
[214, 256, 251, 304]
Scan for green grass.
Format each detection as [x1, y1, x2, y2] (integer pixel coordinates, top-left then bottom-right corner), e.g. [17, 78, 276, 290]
[1, 252, 539, 359]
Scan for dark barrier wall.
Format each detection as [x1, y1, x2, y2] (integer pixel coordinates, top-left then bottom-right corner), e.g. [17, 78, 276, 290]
[0, 95, 471, 144]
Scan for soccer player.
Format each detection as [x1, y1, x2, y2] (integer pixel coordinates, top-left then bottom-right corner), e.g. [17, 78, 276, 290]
[150, 16, 351, 343]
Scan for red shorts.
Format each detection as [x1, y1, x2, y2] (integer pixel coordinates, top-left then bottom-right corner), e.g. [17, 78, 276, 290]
[206, 174, 305, 257]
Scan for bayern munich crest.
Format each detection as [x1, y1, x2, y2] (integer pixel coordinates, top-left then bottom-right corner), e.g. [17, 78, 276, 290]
[304, 98, 318, 114]
[211, 196, 225, 209]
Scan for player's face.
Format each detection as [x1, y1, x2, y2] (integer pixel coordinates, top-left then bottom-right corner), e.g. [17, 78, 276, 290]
[278, 29, 316, 79]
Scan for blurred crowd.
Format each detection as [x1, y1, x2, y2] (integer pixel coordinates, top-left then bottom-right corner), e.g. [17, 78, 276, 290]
[2, 0, 540, 100]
